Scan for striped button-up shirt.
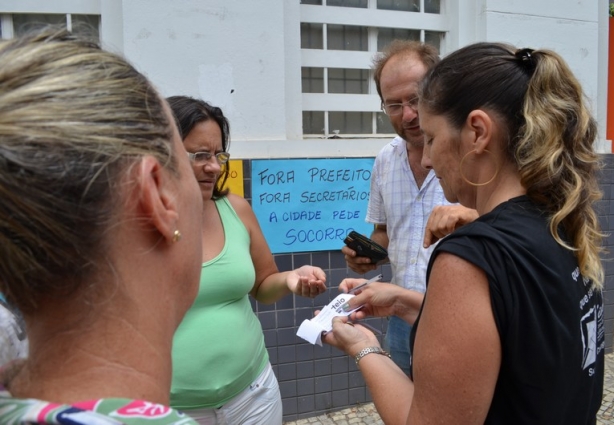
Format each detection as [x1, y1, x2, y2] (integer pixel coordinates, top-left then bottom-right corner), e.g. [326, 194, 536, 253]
[366, 136, 451, 293]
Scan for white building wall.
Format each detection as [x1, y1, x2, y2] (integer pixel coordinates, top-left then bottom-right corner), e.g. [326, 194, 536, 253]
[467, 0, 609, 151]
[115, 0, 609, 155]
[0, 0, 609, 154]
[120, 0, 292, 144]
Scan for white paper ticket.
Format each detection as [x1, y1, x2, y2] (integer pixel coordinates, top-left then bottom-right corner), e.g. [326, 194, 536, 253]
[296, 292, 361, 346]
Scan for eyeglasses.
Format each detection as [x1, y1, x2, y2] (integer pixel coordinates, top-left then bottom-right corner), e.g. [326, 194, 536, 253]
[381, 97, 419, 116]
[187, 151, 230, 166]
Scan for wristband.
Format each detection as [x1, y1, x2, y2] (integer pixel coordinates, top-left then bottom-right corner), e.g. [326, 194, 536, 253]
[354, 346, 391, 365]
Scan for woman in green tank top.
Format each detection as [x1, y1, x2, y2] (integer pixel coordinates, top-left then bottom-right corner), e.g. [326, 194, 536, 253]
[167, 96, 328, 425]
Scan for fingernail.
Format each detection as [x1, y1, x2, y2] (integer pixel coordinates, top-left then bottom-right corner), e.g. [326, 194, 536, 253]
[341, 302, 351, 312]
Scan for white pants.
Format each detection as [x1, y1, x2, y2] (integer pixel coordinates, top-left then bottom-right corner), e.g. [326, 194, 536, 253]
[187, 363, 282, 425]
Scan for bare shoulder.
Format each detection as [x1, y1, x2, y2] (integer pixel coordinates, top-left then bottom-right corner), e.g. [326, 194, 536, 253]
[226, 193, 258, 228]
[226, 193, 252, 214]
[410, 251, 500, 423]
[427, 252, 488, 302]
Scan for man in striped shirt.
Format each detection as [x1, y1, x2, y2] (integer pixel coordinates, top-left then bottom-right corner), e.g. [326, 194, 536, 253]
[342, 40, 477, 374]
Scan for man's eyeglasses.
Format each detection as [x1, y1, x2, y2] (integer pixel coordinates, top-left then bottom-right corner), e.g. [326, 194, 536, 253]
[381, 97, 419, 116]
[187, 151, 231, 166]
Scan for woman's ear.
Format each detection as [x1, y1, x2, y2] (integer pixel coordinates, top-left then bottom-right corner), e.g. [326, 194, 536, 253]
[135, 156, 179, 243]
[464, 110, 494, 154]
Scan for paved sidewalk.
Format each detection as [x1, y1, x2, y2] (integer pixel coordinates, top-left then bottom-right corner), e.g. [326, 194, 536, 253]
[600, 352, 614, 424]
[284, 352, 614, 425]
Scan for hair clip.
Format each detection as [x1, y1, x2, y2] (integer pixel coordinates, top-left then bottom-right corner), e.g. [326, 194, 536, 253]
[515, 48, 536, 74]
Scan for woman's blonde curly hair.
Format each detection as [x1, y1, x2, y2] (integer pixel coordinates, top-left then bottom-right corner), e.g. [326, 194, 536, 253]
[420, 42, 604, 289]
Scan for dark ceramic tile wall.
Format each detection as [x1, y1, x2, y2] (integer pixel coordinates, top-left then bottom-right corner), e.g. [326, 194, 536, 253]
[600, 155, 614, 354]
[261, 250, 390, 421]
[244, 154, 614, 422]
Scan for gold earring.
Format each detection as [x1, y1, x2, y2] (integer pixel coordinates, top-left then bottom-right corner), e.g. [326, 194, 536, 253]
[172, 230, 182, 243]
[459, 149, 499, 187]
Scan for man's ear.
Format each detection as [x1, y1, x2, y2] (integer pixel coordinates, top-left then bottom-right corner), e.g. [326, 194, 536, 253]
[464, 110, 494, 154]
[136, 156, 179, 242]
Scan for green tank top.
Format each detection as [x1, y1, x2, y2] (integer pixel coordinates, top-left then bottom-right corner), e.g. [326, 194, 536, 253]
[170, 197, 268, 409]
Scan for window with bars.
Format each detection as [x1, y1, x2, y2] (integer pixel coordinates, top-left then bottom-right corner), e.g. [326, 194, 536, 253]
[300, 0, 446, 138]
[0, 13, 100, 40]
[301, 0, 441, 13]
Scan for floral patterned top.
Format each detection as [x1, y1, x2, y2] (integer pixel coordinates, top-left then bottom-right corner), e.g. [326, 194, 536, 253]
[0, 394, 199, 425]
[0, 360, 197, 425]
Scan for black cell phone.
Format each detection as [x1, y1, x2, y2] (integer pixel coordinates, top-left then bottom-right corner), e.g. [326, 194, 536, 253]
[343, 231, 388, 263]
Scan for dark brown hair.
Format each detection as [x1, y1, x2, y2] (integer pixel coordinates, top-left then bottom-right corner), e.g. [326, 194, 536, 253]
[420, 42, 603, 288]
[167, 96, 231, 200]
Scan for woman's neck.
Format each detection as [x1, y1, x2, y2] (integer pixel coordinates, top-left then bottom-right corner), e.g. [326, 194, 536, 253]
[475, 169, 526, 215]
[8, 303, 174, 405]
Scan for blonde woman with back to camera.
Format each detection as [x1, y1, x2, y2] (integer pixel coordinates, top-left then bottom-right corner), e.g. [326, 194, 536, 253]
[325, 42, 605, 424]
[0, 28, 203, 424]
